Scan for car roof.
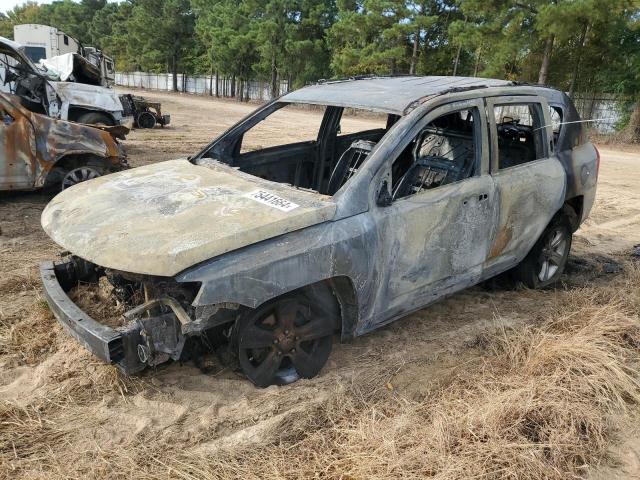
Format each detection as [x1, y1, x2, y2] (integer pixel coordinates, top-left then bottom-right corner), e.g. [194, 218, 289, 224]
[282, 76, 515, 115]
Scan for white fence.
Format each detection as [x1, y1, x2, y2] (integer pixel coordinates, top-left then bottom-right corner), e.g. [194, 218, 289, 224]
[115, 71, 289, 101]
[571, 94, 630, 135]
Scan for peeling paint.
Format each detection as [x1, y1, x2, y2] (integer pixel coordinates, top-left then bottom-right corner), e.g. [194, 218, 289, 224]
[0, 92, 126, 190]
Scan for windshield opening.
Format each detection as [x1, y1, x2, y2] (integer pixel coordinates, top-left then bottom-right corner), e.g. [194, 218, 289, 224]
[197, 102, 399, 195]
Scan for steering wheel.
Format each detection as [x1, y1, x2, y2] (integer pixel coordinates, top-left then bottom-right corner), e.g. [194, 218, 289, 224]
[3, 69, 18, 86]
[498, 117, 522, 140]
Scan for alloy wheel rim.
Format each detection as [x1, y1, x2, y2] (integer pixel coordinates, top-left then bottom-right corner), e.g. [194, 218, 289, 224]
[238, 298, 333, 386]
[538, 228, 567, 282]
[61, 167, 101, 189]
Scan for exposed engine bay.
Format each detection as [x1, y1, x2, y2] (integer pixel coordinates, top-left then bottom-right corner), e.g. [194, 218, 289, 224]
[47, 255, 239, 374]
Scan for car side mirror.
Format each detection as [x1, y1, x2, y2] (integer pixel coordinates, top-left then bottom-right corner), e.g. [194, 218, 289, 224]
[376, 180, 392, 207]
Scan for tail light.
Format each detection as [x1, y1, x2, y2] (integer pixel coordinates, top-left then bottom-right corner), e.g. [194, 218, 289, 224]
[594, 145, 600, 179]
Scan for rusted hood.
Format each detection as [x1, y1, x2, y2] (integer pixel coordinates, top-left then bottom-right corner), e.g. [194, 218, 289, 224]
[41, 159, 337, 276]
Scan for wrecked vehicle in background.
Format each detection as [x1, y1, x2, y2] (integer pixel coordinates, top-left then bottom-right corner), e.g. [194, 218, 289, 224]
[0, 91, 127, 191]
[119, 94, 171, 129]
[0, 37, 130, 127]
[14, 24, 116, 86]
[39, 76, 598, 387]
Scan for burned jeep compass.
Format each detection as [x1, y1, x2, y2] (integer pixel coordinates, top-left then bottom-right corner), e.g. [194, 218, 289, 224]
[40, 76, 598, 387]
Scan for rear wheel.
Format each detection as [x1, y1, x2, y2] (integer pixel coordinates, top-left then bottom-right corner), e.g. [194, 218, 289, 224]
[513, 216, 572, 288]
[235, 288, 338, 387]
[136, 111, 157, 129]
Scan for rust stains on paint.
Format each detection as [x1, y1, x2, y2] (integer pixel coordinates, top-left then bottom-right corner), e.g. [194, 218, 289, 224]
[0, 92, 127, 190]
[489, 225, 512, 259]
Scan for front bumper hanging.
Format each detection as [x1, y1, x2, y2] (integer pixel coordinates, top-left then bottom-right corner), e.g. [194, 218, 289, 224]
[40, 261, 146, 374]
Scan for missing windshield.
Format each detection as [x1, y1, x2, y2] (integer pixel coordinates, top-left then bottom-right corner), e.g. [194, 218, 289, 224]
[198, 102, 399, 195]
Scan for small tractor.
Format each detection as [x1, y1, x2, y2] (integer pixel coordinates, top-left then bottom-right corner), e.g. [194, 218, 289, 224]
[119, 94, 171, 129]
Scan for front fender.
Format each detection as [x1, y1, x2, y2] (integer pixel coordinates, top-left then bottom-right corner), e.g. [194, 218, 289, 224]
[177, 215, 379, 317]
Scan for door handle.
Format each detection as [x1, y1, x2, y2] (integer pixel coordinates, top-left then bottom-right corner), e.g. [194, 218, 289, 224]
[462, 193, 489, 206]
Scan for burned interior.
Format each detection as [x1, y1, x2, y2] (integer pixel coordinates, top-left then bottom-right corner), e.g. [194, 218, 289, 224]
[198, 102, 399, 195]
[197, 101, 479, 198]
[0, 41, 51, 115]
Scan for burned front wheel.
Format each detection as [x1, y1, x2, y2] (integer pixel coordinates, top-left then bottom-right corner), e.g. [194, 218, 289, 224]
[61, 166, 102, 190]
[235, 290, 338, 388]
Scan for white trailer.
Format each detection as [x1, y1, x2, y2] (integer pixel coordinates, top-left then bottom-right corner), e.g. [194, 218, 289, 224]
[13, 24, 79, 63]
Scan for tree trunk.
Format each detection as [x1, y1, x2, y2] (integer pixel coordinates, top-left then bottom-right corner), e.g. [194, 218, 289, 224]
[569, 24, 589, 97]
[538, 34, 555, 85]
[171, 54, 178, 92]
[473, 45, 482, 77]
[409, 30, 420, 75]
[453, 15, 467, 76]
[270, 51, 278, 99]
[452, 43, 462, 76]
[231, 75, 236, 98]
[215, 70, 219, 98]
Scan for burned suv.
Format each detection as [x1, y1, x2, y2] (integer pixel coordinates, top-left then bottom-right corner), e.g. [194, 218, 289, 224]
[0, 91, 127, 191]
[40, 76, 598, 387]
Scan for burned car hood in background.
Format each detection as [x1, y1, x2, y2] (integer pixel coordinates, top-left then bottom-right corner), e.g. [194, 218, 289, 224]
[50, 81, 123, 113]
[41, 159, 337, 276]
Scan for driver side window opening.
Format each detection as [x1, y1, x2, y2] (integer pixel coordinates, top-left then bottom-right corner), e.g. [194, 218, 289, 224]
[494, 103, 546, 170]
[390, 107, 480, 201]
[207, 102, 400, 195]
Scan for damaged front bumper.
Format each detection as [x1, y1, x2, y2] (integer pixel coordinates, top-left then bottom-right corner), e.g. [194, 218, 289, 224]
[40, 259, 193, 374]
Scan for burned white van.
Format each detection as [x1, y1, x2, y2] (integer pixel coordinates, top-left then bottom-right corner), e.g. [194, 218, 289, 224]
[0, 37, 129, 127]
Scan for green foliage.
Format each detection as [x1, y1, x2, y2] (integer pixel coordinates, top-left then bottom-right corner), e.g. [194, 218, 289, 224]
[126, 0, 195, 74]
[0, 0, 637, 99]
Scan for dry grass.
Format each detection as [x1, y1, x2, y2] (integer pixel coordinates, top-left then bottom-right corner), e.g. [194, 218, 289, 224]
[164, 267, 640, 480]
[68, 280, 130, 329]
[0, 267, 41, 295]
[2, 264, 638, 479]
[0, 297, 57, 363]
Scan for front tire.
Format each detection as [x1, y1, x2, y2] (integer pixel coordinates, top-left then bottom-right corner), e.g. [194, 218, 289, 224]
[235, 287, 339, 388]
[61, 166, 102, 190]
[513, 216, 572, 288]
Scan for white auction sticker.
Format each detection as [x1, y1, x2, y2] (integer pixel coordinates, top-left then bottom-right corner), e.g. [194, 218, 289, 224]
[245, 190, 299, 212]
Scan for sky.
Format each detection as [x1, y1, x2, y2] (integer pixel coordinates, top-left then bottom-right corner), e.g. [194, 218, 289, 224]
[1, 0, 122, 14]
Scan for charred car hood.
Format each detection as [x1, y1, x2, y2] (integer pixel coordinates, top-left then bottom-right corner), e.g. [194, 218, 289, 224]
[41, 159, 337, 276]
[49, 81, 123, 113]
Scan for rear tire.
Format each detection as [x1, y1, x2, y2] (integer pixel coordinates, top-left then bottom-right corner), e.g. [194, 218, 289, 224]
[513, 216, 572, 288]
[77, 112, 115, 126]
[136, 111, 157, 129]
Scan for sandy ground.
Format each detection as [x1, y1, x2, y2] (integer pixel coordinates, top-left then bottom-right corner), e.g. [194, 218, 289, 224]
[1, 88, 639, 478]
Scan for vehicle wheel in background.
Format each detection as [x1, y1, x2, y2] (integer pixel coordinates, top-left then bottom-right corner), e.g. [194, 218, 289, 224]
[235, 287, 339, 387]
[61, 166, 102, 190]
[136, 111, 157, 129]
[512, 216, 572, 288]
[76, 112, 115, 126]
